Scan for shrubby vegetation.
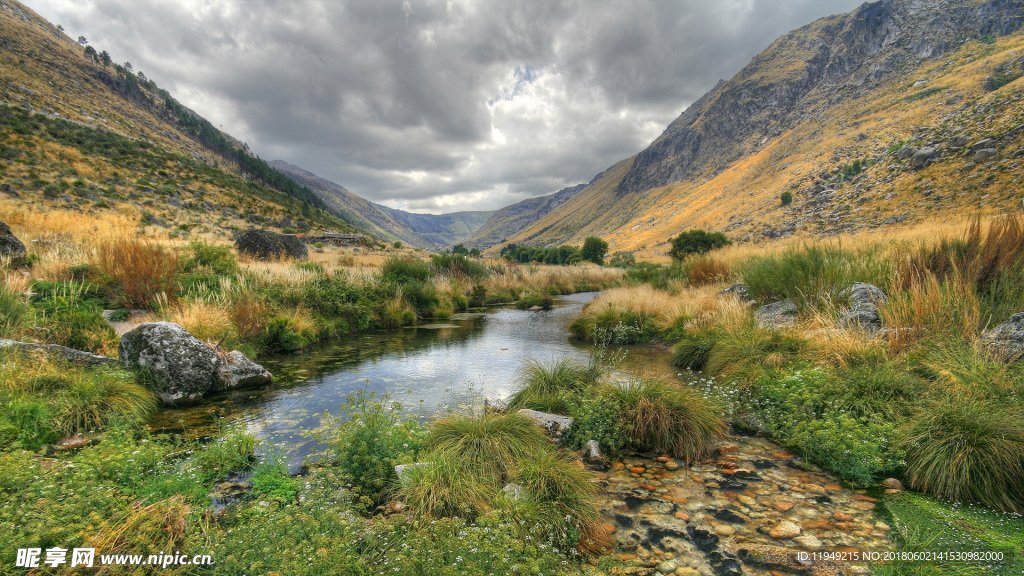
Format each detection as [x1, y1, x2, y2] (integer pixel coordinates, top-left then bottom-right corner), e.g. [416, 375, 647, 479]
[500, 236, 608, 265]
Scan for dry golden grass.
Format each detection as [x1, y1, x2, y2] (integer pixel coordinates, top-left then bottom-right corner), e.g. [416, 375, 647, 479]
[879, 268, 981, 353]
[166, 301, 233, 343]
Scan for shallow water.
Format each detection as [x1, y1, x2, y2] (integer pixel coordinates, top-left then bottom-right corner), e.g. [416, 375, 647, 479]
[151, 292, 679, 469]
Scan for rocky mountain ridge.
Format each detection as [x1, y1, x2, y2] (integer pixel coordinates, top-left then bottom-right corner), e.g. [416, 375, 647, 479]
[497, 0, 1024, 258]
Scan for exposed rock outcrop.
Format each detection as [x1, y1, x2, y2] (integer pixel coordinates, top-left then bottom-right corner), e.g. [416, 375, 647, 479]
[0, 220, 27, 262]
[119, 322, 272, 405]
[837, 282, 888, 330]
[756, 299, 798, 329]
[980, 312, 1024, 362]
[517, 409, 574, 442]
[234, 229, 308, 260]
[0, 339, 114, 366]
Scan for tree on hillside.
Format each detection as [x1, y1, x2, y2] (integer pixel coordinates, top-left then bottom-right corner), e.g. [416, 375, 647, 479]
[77, 35, 88, 45]
[669, 230, 730, 261]
[83, 45, 97, 62]
[99, 50, 111, 66]
[123, 61, 133, 72]
[580, 236, 608, 265]
[452, 244, 469, 256]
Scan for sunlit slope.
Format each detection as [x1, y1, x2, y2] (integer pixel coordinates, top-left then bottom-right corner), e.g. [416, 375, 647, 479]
[500, 0, 1024, 260]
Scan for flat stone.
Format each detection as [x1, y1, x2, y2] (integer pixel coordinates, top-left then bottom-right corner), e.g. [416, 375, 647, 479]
[715, 524, 736, 536]
[665, 460, 680, 471]
[853, 501, 876, 511]
[881, 478, 904, 491]
[631, 466, 647, 474]
[833, 512, 854, 522]
[771, 501, 795, 512]
[769, 520, 802, 539]
[794, 535, 824, 551]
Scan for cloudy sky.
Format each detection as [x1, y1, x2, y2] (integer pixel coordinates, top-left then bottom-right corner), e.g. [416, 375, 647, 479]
[31, 0, 863, 213]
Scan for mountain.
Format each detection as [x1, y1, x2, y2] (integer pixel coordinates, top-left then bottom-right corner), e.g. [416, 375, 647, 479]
[462, 182, 586, 249]
[497, 0, 1024, 259]
[0, 0, 359, 238]
[269, 160, 493, 250]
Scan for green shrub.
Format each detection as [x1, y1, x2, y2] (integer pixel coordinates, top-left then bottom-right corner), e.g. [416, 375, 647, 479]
[180, 240, 240, 275]
[780, 191, 793, 206]
[565, 387, 627, 457]
[580, 236, 608, 265]
[431, 253, 490, 280]
[608, 251, 636, 268]
[671, 328, 722, 371]
[260, 317, 306, 354]
[705, 327, 808, 379]
[611, 378, 725, 461]
[568, 305, 656, 344]
[902, 399, 1024, 513]
[250, 460, 301, 501]
[381, 256, 432, 283]
[323, 391, 426, 512]
[669, 230, 730, 262]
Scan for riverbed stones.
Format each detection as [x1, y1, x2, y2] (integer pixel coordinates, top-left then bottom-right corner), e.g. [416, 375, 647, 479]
[770, 521, 802, 539]
[756, 299, 798, 328]
[980, 312, 1024, 362]
[592, 436, 890, 575]
[234, 228, 308, 260]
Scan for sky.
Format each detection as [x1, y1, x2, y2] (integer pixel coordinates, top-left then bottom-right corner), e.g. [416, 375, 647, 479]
[29, 0, 864, 214]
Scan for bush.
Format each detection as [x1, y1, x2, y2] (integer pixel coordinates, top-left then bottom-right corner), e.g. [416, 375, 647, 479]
[194, 430, 259, 481]
[568, 304, 657, 344]
[323, 391, 426, 512]
[611, 378, 725, 461]
[565, 387, 627, 457]
[180, 240, 240, 275]
[902, 399, 1024, 513]
[682, 254, 732, 286]
[381, 256, 432, 283]
[669, 230, 730, 262]
[430, 253, 490, 280]
[780, 191, 793, 206]
[608, 251, 636, 268]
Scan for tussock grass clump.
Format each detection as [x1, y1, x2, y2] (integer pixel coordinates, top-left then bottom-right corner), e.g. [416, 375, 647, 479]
[93, 237, 179, 309]
[425, 412, 551, 482]
[705, 325, 808, 380]
[611, 378, 725, 461]
[381, 256, 432, 283]
[507, 358, 601, 413]
[902, 399, 1024, 513]
[0, 282, 28, 338]
[399, 451, 495, 518]
[0, 352, 156, 448]
[682, 254, 732, 286]
[671, 327, 722, 371]
[879, 269, 980, 353]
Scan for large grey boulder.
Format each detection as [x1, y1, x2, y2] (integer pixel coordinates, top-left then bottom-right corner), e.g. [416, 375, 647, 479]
[213, 350, 273, 392]
[756, 299, 798, 329]
[910, 147, 936, 169]
[837, 282, 888, 330]
[0, 220, 26, 262]
[234, 229, 308, 260]
[973, 148, 998, 162]
[119, 322, 222, 405]
[896, 145, 918, 160]
[517, 409, 574, 442]
[981, 313, 1024, 362]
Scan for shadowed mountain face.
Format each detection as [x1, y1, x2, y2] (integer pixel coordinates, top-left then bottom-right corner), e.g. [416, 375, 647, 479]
[268, 160, 492, 250]
[463, 183, 586, 250]
[496, 0, 1024, 257]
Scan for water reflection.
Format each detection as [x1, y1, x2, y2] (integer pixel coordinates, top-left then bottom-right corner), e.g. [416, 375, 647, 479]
[151, 292, 680, 468]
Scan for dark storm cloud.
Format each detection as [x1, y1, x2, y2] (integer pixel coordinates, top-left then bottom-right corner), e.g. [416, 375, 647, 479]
[30, 0, 863, 212]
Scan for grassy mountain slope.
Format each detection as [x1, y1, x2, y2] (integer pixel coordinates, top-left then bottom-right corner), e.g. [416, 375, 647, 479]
[499, 0, 1024, 260]
[462, 183, 586, 250]
[269, 160, 493, 250]
[0, 0, 359, 238]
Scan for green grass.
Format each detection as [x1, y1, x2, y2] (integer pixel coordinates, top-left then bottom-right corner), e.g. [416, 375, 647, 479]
[425, 412, 552, 482]
[670, 327, 722, 371]
[0, 353, 157, 449]
[740, 243, 891, 310]
[881, 492, 1024, 575]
